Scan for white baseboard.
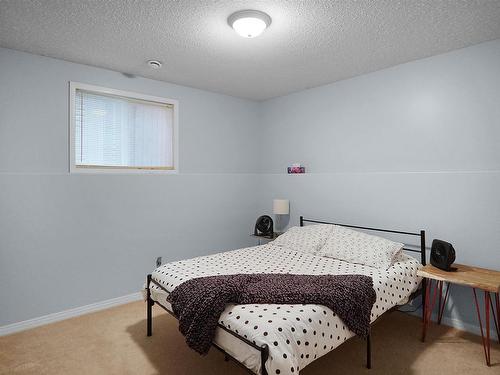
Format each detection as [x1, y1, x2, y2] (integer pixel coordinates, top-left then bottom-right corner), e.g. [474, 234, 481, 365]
[0, 292, 143, 336]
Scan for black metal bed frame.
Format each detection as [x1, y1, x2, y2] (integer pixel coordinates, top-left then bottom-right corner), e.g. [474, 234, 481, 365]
[146, 216, 426, 375]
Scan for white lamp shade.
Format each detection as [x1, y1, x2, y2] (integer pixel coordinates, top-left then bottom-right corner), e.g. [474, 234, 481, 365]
[273, 199, 289, 215]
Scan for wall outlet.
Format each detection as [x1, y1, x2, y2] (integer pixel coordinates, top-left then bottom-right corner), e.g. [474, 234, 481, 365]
[156, 257, 162, 267]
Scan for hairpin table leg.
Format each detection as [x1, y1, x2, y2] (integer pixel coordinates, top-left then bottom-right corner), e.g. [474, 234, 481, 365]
[473, 288, 491, 366]
[488, 293, 500, 342]
[421, 276, 426, 323]
[437, 282, 450, 325]
[492, 292, 500, 344]
[437, 281, 443, 323]
[422, 279, 440, 342]
[497, 293, 500, 343]
[485, 292, 491, 367]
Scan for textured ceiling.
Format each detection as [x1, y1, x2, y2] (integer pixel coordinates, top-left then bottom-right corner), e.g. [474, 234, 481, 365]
[1, 0, 500, 100]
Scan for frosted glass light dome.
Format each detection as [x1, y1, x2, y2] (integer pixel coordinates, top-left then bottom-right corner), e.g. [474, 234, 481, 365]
[228, 10, 272, 38]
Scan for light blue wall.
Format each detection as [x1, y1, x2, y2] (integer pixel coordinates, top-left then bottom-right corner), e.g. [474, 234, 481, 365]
[0, 48, 261, 326]
[1, 40, 499, 331]
[257, 40, 500, 331]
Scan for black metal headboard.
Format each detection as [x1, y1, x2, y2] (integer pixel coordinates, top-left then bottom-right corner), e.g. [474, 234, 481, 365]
[299, 216, 426, 265]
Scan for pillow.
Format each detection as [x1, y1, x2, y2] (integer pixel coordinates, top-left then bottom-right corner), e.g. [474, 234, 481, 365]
[273, 224, 333, 255]
[317, 225, 404, 269]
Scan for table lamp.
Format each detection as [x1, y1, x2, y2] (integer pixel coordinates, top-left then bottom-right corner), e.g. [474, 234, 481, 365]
[273, 199, 289, 233]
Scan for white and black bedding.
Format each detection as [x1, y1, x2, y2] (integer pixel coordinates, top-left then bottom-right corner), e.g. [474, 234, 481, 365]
[169, 273, 376, 355]
[149, 242, 421, 375]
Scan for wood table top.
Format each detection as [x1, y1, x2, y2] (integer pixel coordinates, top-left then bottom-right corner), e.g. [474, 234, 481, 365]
[417, 264, 500, 293]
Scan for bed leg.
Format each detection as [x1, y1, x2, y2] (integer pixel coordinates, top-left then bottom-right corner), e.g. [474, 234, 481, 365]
[366, 332, 371, 369]
[261, 344, 269, 375]
[147, 274, 153, 337]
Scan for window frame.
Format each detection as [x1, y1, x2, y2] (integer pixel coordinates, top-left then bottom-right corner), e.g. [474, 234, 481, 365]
[69, 81, 179, 174]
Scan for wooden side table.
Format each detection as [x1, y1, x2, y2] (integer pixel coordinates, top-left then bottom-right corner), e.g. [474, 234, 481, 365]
[418, 264, 500, 366]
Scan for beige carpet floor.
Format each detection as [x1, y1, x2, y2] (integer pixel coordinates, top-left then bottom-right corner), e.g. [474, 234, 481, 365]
[0, 301, 499, 375]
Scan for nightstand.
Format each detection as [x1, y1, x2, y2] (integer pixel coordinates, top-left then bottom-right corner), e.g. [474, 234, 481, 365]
[418, 263, 500, 366]
[250, 233, 282, 245]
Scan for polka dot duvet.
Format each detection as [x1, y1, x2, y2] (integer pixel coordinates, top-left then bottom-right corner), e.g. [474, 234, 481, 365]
[149, 244, 421, 375]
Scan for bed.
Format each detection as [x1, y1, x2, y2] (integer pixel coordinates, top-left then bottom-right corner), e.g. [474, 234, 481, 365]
[146, 217, 426, 375]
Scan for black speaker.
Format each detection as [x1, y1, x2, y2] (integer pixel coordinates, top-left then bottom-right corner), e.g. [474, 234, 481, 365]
[254, 215, 274, 238]
[430, 239, 456, 271]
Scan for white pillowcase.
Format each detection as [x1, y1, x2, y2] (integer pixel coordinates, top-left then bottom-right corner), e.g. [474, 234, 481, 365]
[273, 224, 333, 255]
[317, 225, 404, 269]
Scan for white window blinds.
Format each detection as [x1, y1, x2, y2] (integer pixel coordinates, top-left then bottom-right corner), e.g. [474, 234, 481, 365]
[74, 89, 174, 170]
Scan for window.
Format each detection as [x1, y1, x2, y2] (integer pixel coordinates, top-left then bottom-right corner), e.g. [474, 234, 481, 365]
[69, 82, 178, 173]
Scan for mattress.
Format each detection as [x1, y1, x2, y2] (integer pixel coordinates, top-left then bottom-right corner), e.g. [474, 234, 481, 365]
[149, 243, 421, 375]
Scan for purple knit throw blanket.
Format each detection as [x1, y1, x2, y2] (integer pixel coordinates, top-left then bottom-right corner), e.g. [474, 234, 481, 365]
[167, 273, 376, 355]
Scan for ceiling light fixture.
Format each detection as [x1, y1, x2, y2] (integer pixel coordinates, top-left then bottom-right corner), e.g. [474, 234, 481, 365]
[227, 10, 271, 38]
[147, 60, 162, 69]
